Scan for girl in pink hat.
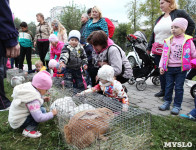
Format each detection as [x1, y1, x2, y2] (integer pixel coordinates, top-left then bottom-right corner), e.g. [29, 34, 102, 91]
[158, 18, 196, 115]
[8, 71, 57, 138]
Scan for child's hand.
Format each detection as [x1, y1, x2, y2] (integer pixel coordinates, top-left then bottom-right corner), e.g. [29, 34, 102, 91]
[44, 96, 50, 102]
[76, 91, 85, 96]
[32, 48, 36, 51]
[122, 104, 129, 112]
[59, 61, 66, 68]
[25, 72, 28, 76]
[52, 109, 58, 116]
[160, 68, 165, 75]
[83, 65, 88, 70]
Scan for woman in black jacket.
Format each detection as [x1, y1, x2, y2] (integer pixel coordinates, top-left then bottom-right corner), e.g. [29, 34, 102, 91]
[146, 0, 195, 97]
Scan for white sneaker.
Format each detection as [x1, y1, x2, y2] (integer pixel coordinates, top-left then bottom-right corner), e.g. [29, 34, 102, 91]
[87, 85, 92, 89]
[22, 129, 42, 138]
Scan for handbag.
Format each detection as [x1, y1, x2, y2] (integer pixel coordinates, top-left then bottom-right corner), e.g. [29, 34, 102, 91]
[45, 51, 50, 61]
[151, 42, 164, 55]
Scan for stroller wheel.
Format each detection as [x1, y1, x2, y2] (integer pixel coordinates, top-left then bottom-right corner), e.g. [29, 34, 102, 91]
[190, 84, 196, 98]
[152, 76, 160, 86]
[136, 80, 147, 91]
[128, 77, 136, 85]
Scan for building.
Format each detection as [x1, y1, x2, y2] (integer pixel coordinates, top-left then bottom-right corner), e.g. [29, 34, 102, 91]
[46, 6, 65, 27]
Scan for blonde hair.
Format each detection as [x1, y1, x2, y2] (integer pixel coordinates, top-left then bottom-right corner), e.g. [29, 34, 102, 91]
[92, 6, 103, 18]
[36, 13, 44, 20]
[162, 0, 178, 10]
[35, 60, 43, 66]
[51, 20, 67, 35]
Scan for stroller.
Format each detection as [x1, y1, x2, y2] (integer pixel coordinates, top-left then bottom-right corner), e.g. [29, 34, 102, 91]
[126, 31, 160, 91]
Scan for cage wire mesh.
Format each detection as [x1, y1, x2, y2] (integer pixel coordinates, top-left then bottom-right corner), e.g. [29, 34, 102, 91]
[6, 68, 35, 83]
[48, 85, 151, 150]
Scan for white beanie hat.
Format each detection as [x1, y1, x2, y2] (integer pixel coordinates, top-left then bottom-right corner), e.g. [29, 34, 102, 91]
[97, 65, 114, 82]
[49, 34, 58, 42]
[68, 30, 81, 41]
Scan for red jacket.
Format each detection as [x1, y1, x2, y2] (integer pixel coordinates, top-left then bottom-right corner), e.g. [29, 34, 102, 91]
[104, 17, 115, 38]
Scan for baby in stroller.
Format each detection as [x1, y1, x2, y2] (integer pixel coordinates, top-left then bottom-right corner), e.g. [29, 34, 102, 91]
[126, 31, 159, 91]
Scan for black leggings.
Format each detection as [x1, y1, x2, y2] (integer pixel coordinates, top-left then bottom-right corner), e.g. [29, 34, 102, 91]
[19, 46, 32, 71]
[37, 41, 49, 67]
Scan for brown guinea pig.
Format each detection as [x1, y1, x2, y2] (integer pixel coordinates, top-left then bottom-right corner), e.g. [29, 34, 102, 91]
[64, 107, 114, 149]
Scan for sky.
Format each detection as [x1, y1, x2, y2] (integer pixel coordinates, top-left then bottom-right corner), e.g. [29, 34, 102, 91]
[10, 0, 131, 24]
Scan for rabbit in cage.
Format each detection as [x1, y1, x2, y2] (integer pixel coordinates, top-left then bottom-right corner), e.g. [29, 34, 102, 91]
[11, 76, 25, 87]
[50, 96, 76, 118]
[69, 104, 95, 118]
[64, 107, 114, 149]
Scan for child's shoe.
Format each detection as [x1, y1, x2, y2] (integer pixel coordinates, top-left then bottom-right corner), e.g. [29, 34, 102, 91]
[171, 106, 181, 115]
[158, 101, 170, 111]
[22, 129, 42, 138]
[179, 114, 196, 121]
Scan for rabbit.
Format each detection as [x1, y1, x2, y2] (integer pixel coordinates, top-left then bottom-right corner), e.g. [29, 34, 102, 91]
[69, 104, 95, 118]
[10, 76, 25, 88]
[50, 96, 76, 119]
[64, 107, 114, 149]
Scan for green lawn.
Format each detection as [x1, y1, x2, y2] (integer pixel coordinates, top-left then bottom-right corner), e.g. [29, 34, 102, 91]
[1, 80, 196, 150]
[23, 57, 39, 65]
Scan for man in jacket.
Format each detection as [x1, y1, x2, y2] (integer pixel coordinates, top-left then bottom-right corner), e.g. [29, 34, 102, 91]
[0, 0, 20, 111]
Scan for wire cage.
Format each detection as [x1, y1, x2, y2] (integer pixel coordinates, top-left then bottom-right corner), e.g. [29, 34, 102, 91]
[48, 86, 151, 150]
[6, 68, 35, 83]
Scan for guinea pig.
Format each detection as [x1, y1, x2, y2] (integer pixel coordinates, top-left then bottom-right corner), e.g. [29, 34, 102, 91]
[64, 107, 114, 149]
[11, 76, 25, 88]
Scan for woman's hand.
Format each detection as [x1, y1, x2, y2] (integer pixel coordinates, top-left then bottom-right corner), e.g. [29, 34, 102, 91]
[6, 44, 20, 58]
[34, 42, 37, 47]
[83, 65, 88, 70]
[160, 68, 165, 75]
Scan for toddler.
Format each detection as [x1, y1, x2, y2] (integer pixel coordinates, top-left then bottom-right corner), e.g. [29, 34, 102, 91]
[159, 18, 196, 115]
[78, 65, 129, 111]
[8, 71, 57, 138]
[26, 60, 46, 74]
[59, 30, 88, 90]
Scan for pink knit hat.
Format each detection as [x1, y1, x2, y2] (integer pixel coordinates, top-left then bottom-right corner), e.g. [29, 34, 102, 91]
[171, 18, 188, 31]
[49, 34, 58, 42]
[32, 71, 52, 90]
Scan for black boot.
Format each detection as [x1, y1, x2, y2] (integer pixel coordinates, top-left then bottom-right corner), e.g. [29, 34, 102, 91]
[154, 90, 165, 97]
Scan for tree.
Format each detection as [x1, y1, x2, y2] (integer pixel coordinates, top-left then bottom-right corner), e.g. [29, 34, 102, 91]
[126, 0, 141, 32]
[139, 0, 162, 31]
[14, 17, 21, 30]
[178, 0, 187, 9]
[113, 23, 132, 51]
[184, 0, 196, 22]
[60, 1, 86, 33]
[28, 22, 36, 37]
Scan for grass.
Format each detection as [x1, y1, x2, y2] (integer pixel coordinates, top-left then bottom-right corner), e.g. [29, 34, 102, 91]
[1, 80, 196, 150]
[23, 57, 39, 65]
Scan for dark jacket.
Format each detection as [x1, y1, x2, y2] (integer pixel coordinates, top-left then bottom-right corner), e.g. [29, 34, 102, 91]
[59, 44, 88, 70]
[0, 0, 18, 58]
[147, 9, 195, 51]
[83, 43, 93, 68]
[80, 22, 87, 43]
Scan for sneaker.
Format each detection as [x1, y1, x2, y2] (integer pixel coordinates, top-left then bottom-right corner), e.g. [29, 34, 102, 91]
[179, 114, 196, 121]
[0, 107, 10, 112]
[171, 106, 181, 115]
[158, 102, 170, 111]
[22, 129, 42, 138]
[154, 90, 165, 97]
[19, 69, 23, 73]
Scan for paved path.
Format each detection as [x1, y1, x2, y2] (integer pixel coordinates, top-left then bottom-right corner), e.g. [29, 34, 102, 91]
[124, 79, 194, 116]
[23, 64, 194, 116]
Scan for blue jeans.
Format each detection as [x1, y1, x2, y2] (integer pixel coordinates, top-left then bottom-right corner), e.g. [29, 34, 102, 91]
[154, 54, 166, 91]
[84, 69, 91, 86]
[189, 97, 196, 118]
[20, 106, 46, 131]
[164, 67, 187, 108]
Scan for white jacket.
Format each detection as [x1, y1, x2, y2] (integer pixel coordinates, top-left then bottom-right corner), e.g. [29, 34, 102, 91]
[8, 82, 43, 129]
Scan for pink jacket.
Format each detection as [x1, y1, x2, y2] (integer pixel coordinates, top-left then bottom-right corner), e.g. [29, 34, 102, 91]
[159, 34, 196, 71]
[50, 41, 64, 62]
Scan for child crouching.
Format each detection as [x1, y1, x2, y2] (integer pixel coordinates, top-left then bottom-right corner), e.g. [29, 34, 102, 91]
[8, 71, 57, 138]
[77, 65, 129, 111]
